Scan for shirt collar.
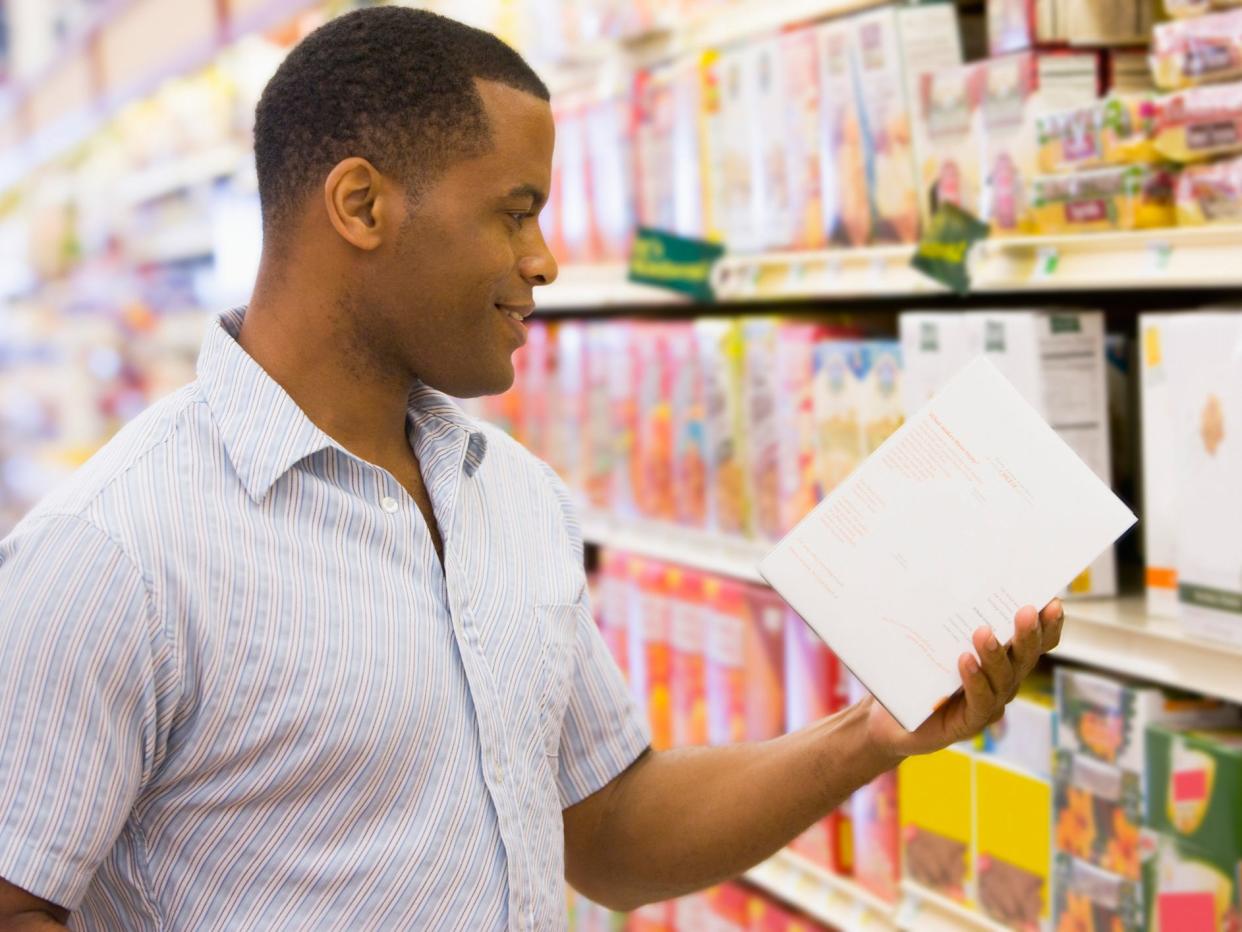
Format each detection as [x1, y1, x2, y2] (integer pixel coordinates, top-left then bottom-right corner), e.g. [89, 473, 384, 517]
[197, 307, 488, 502]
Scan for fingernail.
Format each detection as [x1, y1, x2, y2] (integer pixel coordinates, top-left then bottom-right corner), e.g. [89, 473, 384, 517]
[965, 656, 978, 674]
[987, 631, 1000, 651]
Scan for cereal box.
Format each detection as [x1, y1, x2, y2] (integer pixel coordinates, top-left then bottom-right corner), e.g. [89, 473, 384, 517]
[977, 756, 1053, 931]
[776, 323, 829, 536]
[585, 89, 636, 261]
[1052, 854, 1144, 932]
[743, 317, 782, 542]
[668, 567, 709, 747]
[913, 62, 985, 225]
[852, 770, 901, 902]
[705, 576, 747, 746]
[632, 323, 676, 523]
[900, 747, 975, 902]
[1139, 314, 1180, 618]
[669, 322, 708, 529]
[752, 38, 796, 251]
[817, 20, 870, 247]
[781, 26, 827, 250]
[696, 318, 749, 537]
[742, 583, 787, 742]
[1053, 751, 1144, 880]
[812, 339, 866, 498]
[859, 341, 904, 454]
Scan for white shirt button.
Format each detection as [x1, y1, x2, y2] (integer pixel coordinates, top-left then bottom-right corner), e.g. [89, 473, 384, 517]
[380, 496, 399, 514]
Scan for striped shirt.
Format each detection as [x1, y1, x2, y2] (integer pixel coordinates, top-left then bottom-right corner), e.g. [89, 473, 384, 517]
[0, 307, 649, 930]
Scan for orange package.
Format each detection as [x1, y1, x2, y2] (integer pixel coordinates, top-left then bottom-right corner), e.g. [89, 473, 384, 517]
[742, 583, 788, 742]
[632, 323, 677, 523]
[705, 576, 747, 746]
[634, 558, 673, 751]
[667, 567, 709, 748]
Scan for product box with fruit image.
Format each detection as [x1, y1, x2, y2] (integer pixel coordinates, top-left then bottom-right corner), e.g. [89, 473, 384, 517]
[899, 746, 975, 902]
[1163, 313, 1242, 650]
[1054, 667, 1234, 776]
[1052, 853, 1144, 932]
[1145, 725, 1242, 863]
[858, 341, 904, 455]
[1142, 835, 1242, 932]
[977, 755, 1054, 931]
[849, 4, 963, 244]
[1053, 751, 1144, 881]
[913, 61, 985, 226]
[811, 339, 866, 498]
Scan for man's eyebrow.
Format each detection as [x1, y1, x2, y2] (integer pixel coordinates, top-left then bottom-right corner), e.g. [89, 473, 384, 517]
[504, 183, 547, 205]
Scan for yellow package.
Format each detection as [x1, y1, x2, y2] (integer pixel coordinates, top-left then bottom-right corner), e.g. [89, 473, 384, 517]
[1177, 153, 1242, 223]
[1155, 82, 1242, 163]
[899, 747, 975, 903]
[976, 757, 1053, 932]
[1030, 164, 1177, 234]
[1036, 96, 1160, 173]
[1166, 0, 1242, 15]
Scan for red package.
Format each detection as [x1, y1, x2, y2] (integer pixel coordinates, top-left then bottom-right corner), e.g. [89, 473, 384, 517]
[708, 883, 750, 930]
[636, 559, 673, 751]
[852, 770, 901, 903]
[597, 550, 631, 681]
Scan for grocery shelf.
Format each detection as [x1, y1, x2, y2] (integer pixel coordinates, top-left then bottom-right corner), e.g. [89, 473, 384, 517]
[744, 848, 899, 930]
[896, 881, 1009, 932]
[1054, 596, 1242, 706]
[581, 511, 766, 582]
[580, 512, 1242, 703]
[119, 143, 247, 206]
[539, 263, 691, 311]
[706, 227, 1242, 303]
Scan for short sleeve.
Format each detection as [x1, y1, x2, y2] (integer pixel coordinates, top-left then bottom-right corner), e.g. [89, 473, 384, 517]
[535, 462, 650, 807]
[555, 587, 651, 808]
[0, 514, 172, 908]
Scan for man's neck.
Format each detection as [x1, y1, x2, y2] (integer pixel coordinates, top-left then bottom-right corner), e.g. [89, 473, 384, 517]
[237, 280, 414, 469]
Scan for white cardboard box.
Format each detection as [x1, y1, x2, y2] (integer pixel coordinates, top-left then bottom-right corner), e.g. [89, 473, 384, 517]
[1165, 313, 1242, 649]
[1139, 314, 1179, 619]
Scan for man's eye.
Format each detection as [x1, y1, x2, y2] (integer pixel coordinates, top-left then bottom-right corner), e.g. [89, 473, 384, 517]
[507, 212, 529, 227]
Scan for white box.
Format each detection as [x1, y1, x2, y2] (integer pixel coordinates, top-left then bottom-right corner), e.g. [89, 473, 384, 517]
[1165, 313, 1242, 649]
[899, 312, 976, 415]
[1139, 314, 1179, 618]
[967, 310, 1116, 597]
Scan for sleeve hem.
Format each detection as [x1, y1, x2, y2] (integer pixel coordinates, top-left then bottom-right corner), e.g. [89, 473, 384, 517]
[0, 837, 92, 912]
[558, 718, 652, 809]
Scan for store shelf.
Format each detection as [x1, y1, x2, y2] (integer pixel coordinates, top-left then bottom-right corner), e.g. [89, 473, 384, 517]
[540, 263, 690, 311]
[580, 513, 1242, 703]
[745, 848, 899, 930]
[896, 881, 1009, 932]
[707, 227, 1242, 303]
[119, 143, 247, 206]
[1055, 596, 1242, 706]
[581, 511, 766, 583]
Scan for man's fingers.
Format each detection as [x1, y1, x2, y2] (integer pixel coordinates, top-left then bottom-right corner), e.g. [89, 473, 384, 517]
[972, 626, 1016, 704]
[1009, 606, 1043, 678]
[959, 651, 998, 733]
[1039, 598, 1065, 651]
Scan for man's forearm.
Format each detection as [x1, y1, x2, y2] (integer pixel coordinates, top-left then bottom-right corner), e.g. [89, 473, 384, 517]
[564, 700, 900, 910]
[0, 913, 69, 931]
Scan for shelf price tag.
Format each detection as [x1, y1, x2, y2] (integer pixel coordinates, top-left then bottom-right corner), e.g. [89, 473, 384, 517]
[1034, 245, 1060, 281]
[1148, 240, 1172, 274]
[627, 227, 725, 301]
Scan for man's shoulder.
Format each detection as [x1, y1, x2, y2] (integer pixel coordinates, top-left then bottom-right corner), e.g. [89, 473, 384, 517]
[19, 382, 211, 531]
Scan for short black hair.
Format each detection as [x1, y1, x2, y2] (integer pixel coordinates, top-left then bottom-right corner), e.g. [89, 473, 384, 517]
[253, 6, 549, 235]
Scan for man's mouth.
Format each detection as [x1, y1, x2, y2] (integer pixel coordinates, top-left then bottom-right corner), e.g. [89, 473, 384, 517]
[496, 303, 535, 321]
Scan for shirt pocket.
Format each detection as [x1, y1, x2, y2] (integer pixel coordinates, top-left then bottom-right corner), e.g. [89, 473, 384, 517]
[535, 602, 580, 758]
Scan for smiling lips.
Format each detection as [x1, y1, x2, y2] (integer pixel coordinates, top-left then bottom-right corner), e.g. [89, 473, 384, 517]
[497, 303, 535, 322]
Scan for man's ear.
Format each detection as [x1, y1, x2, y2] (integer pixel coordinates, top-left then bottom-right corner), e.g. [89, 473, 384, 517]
[323, 157, 395, 250]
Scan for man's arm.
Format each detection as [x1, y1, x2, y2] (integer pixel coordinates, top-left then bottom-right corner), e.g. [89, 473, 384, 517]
[564, 601, 1063, 911]
[0, 878, 69, 930]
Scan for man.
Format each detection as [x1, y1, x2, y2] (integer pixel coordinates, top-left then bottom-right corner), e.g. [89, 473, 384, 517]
[0, 8, 1064, 929]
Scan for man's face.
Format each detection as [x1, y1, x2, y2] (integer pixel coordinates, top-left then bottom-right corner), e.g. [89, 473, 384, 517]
[364, 80, 558, 399]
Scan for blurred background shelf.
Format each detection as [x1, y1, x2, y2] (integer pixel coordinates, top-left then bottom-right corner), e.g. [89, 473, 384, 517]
[745, 848, 899, 930]
[539, 263, 690, 311]
[896, 881, 1011, 932]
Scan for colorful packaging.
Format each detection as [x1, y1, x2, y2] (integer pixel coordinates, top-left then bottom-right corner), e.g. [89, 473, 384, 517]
[1164, 313, 1242, 649]
[776, 323, 828, 536]
[851, 770, 901, 903]
[781, 26, 826, 250]
[752, 38, 796, 251]
[1166, 0, 1242, 16]
[1155, 82, 1242, 162]
[1063, 0, 1157, 47]
[627, 900, 674, 932]
[1054, 667, 1234, 775]
[717, 45, 762, 253]
[1052, 854, 1144, 932]
[783, 609, 848, 733]
[982, 688, 1056, 781]
[1139, 314, 1180, 618]
[817, 20, 870, 247]
[631, 558, 673, 751]
[899, 747, 975, 903]
[546, 321, 582, 492]
[1036, 96, 1160, 174]
[597, 549, 631, 679]
[858, 341, 904, 454]
[1153, 11, 1242, 90]
[1177, 153, 1242, 223]
[558, 100, 599, 264]
[976, 756, 1053, 931]
[668, 567, 708, 748]
[742, 583, 787, 742]
[583, 322, 617, 512]
[978, 51, 1101, 235]
[584, 89, 636, 261]
[812, 339, 866, 499]
[696, 318, 749, 538]
[742, 317, 782, 542]
[913, 62, 985, 225]
[988, 0, 1039, 55]
[1054, 751, 1144, 880]
[669, 322, 708, 529]
[670, 56, 706, 239]
[705, 576, 747, 746]
[707, 882, 750, 930]
[1029, 164, 1177, 234]
[1144, 835, 1242, 932]
[790, 809, 854, 878]
[521, 321, 551, 460]
[607, 322, 638, 518]
[851, 5, 962, 244]
[633, 66, 678, 235]
[696, 50, 728, 244]
[631, 323, 676, 523]
[1146, 725, 1242, 856]
[1106, 49, 1157, 95]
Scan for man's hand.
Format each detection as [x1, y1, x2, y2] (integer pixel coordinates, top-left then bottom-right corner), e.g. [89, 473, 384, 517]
[865, 599, 1065, 758]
